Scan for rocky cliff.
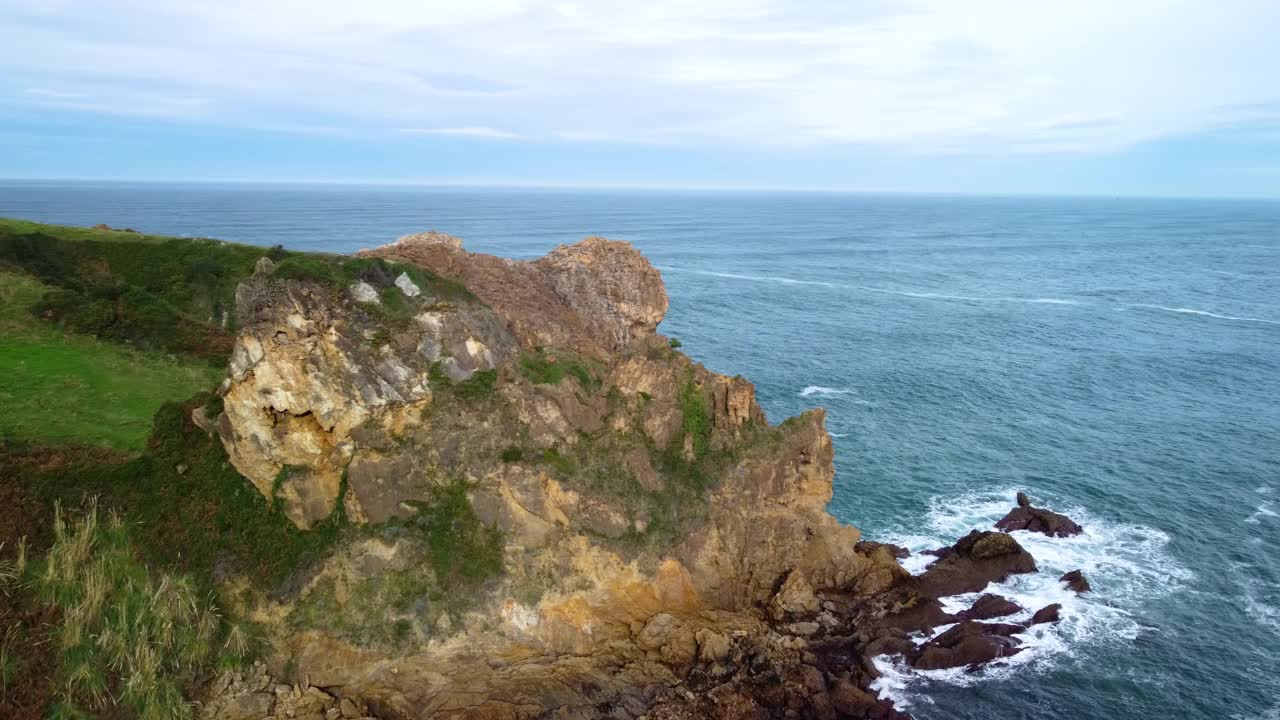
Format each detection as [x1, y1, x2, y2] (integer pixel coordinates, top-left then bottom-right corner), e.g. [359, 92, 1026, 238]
[206, 231, 1075, 720]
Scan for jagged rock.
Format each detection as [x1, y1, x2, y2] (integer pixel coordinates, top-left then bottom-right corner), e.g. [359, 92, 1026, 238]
[960, 593, 1022, 621]
[394, 272, 421, 297]
[1029, 603, 1062, 625]
[996, 492, 1083, 537]
[1060, 569, 1092, 593]
[855, 540, 910, 559]
[771, 571, 820, 619]
[349, 280, 380, 304]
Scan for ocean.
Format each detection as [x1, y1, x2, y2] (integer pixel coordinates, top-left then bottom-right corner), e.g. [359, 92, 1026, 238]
[2, 181, 1277, 719]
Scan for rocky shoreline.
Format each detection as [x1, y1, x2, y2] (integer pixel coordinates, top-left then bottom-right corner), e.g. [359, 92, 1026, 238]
[198, 230, 1093, 719]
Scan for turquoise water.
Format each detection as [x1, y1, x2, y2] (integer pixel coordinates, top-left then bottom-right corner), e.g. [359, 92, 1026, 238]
[3, 182, 1278, 719]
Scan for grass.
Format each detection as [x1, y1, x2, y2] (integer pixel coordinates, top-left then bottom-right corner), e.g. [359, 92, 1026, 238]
[0, 271, 223, 451]
[0, 219, 266, 362]
[14, 396, 347, 590]
[519, 349, 600, 391]
[26, 500, 239, 720]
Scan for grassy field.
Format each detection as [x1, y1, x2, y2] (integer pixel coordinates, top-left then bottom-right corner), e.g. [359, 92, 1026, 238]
[0, 269, 223, 450]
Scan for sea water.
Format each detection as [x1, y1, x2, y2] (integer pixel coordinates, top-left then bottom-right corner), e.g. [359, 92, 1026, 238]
[2, 182, 1277, 719]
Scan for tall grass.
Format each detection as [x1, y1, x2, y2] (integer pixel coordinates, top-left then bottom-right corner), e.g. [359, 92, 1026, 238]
[27, 500, 245, 719]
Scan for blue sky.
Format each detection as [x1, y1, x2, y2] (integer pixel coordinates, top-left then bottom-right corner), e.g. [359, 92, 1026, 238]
[2, 0, 1279, 197]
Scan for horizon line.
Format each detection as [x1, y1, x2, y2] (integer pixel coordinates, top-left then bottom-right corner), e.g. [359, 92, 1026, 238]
[1, 176, 1277, 202]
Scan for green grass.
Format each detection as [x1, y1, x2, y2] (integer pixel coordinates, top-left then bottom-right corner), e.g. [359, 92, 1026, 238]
[0, 218, 173, 245]
[519, 349, 600, 391]
[16, 397, 347, 590]
[0, 271, 222, 451]
[677, 372, 712, 459]
[0, 219, 267, 361]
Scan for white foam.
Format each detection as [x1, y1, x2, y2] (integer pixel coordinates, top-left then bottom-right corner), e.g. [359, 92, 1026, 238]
[1244, 592, 1280, 635]
[872, 488, 1191, 707]
[800, 386, 855, 397]
[1130, 304, 1280, 326]
[1258, 486, 1273, 495]
[1246, 503, 1278, 524]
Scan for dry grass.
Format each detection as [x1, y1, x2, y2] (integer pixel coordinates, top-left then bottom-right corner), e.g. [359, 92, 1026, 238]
[26, 500, 247, 719]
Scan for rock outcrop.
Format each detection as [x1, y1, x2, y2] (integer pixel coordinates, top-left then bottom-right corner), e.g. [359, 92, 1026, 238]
[206, 232, 1086, 719]
[996, 492, 1083, 537]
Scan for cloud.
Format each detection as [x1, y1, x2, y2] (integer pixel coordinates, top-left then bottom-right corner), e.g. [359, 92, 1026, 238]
[400, 126, 520, 139]
[1, 0, 1278, 154]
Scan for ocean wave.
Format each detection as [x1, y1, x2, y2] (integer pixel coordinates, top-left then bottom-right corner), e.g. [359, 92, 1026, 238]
[800, 386, 854, 397]
[1244, 589, 1280, 636]
[659, 266, 1083, 306]
[854, 286, 1083, 305]
[1246, 503, 1278, 524]
[872, 489, 1190, 708]
[1131, 304, 1280, 326]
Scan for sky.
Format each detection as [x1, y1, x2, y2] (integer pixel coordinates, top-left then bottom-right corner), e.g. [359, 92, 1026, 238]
[2, 0, 1279, 197]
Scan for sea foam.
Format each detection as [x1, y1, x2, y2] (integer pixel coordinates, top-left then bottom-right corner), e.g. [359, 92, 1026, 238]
[872, 489, 1191, 709]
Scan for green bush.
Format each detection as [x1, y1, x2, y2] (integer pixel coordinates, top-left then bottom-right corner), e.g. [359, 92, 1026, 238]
[520, 350, 599, 391]
[454, 369, 497, 399]
[500, 446, 523, 463]
[677, 374, 711, 459]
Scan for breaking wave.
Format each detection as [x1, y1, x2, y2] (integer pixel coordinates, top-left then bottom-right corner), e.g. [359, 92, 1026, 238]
[871, 489, 1190, 710]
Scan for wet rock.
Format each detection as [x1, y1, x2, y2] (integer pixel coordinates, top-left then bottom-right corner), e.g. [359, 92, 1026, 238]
[915, 530, 1037, 597]
[960, 593, 1022, 621]
[995, 492, 1083, 537]
[911, 620, 1024, 670]
[1060, 569, 1092, 593]
[1028, 603, 1062, 625]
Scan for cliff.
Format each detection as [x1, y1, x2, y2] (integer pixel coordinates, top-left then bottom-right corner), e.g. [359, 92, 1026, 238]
[203, 231, 1068, 720]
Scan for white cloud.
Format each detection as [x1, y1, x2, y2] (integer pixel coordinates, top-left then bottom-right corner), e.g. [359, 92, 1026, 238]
[1, 0, 1278, 153]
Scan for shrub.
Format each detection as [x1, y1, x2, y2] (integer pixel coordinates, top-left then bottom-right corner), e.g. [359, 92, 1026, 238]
[668, 338, 682, 349]
[500, 446, 523, 463]
[677, 374, 711, 459]
[454, 369, 497, 399]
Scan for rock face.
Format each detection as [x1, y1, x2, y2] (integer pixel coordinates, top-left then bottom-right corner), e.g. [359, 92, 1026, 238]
[361, 232, 667, 357]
